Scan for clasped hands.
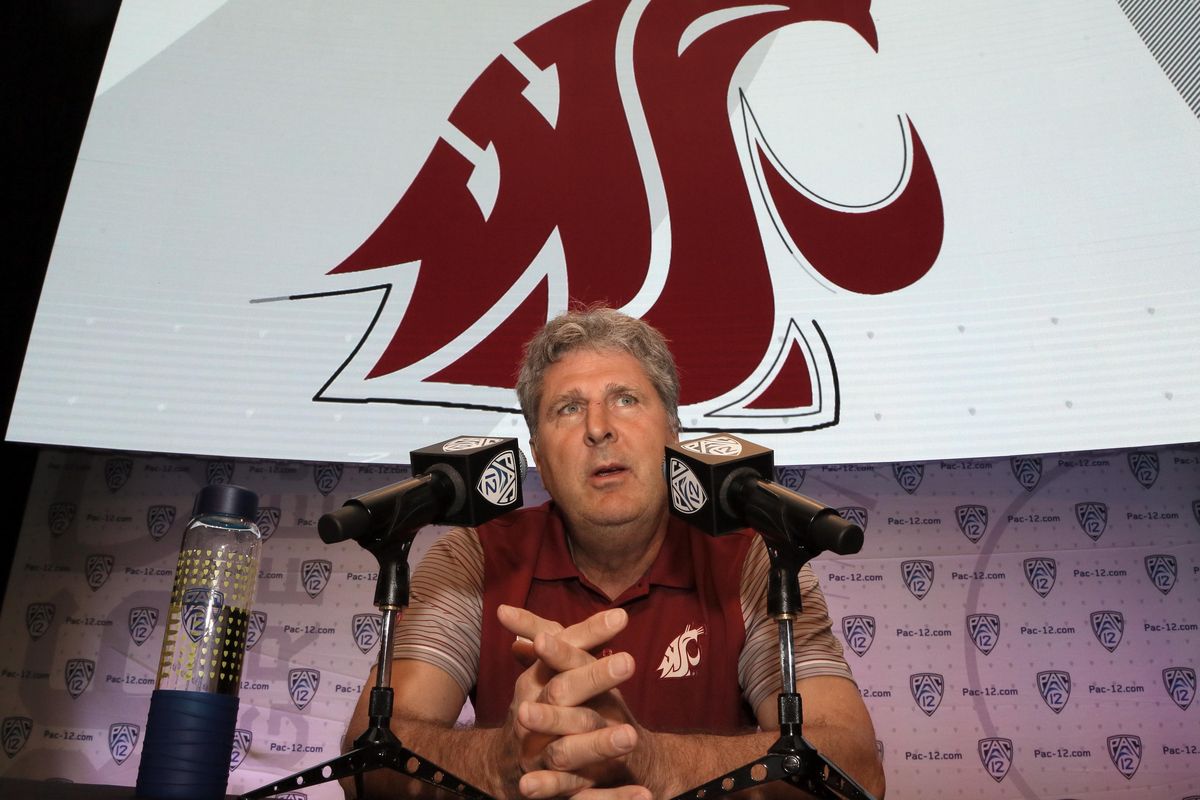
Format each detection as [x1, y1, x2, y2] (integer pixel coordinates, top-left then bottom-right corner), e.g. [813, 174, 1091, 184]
[496, 604, 656, 800]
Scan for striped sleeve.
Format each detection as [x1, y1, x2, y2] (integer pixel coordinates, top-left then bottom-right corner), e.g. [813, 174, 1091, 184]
[738, 538, 854, 714]
[391, 526, 484, 697]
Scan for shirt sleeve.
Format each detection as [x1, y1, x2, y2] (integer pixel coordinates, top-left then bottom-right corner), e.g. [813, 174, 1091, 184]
[391, 526, 484, 697]
[738, 537, 854, 714]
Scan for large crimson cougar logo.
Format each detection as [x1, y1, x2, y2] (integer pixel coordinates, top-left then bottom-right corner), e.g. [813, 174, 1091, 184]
[305, 0, 943, 431]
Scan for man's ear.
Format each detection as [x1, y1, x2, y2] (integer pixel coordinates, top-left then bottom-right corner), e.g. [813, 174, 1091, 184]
[528, 437, 541, 469]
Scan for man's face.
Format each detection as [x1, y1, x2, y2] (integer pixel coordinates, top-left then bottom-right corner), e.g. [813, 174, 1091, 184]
[531, 347, 677, 533]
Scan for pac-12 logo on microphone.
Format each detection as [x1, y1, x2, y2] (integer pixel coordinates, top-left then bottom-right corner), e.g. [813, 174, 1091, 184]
[64, 658, 95, 699]
[1023, 557, 1056, 598]
[443, 436, 502, 452]
[352, 613, 383, 654]
[1090, 610, 1124, 652]
[478, 450, 520, 506]
[108, 723, 139, 766]
[182, 588, 223, 643]
[1144, 554, 1177, 595]
[841, 616, 876, 657]
[667, 459, 706, 515]
[680, 436, 742, 457]
[301, 559, 333, 599]
[2, 717, 32, 758]
[978, 738, 1013, 782]
[967, 614, 1000, 655]
[128, 607, 159, 646]
[1107, 734, 1142, 780]
[909, 673, 943, 716]
[901, 560, 933, 600]
[1162, 667, 1196, 711]
[1036, 670, 1071, 714]
[288, 668, 320, 711]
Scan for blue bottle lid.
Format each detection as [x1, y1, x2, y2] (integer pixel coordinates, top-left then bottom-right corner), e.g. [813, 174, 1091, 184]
[192, 483, 258, 521]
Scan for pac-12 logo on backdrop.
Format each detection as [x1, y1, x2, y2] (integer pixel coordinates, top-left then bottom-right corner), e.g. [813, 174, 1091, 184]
[47, 502, 76, 537]
[1162, 667, 1196, 711]
[1144, 554, 1177, 595]
[230, 729, 253, 772]
[246, 611, 268, 650]
[955, 504, 989, 543]
[978, 738, 1013, 782]
[352, 613, 383, 654]
[104, 458, 133, 492]
[64, 658, 95, 699]
[1090, 610, 1124, 653]
[841, 615, 876, 657]
[146, 505, 176, 541]
[891, 464, 923, 495]
[2, 717, 32, 758]
[1023, 557, 1056, 598]
[85, 554, 114, 591]
[901, 560, 933, 600]
[205, 460, 235, 485]
[967, 614, 1000, 656]
[301, 559, 333, 599]
[312, 463, 343, 496]
[1107, 734, 1142, 780]
[292, 0, 944, 432]
[1036, 670, 1071, 714]
[1126, 452, 1159, 488]
[25, 603, 55, 641]
[1073, 501, 1107, 541]
[1009, 457, 1042, 492]
[128, 607, 159, 647]
[255, 507, 281, 541]
[909, 673, 943, 716]
[108, 723, 139, 766]
[288, 668, 321, 711]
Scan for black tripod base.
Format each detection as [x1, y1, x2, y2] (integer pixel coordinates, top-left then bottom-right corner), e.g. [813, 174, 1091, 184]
[668, 737, 876, 800]
[238, 741, 492, 800]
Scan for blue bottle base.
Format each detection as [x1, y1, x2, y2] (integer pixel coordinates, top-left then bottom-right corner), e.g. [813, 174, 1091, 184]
[136, 689, 240, 800]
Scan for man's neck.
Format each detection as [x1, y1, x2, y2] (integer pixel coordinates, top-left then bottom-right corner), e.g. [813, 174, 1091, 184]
[563, 507, 670, 601]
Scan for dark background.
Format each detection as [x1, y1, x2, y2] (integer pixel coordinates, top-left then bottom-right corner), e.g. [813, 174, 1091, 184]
[1, 2, 122, 607]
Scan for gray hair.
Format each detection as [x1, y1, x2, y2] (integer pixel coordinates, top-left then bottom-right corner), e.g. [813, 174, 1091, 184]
[516, 306, 680, 440]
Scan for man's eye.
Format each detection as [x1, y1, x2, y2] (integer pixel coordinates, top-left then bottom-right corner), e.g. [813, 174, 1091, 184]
[616, 394, 637, 407]
[559, 402, 580, 415]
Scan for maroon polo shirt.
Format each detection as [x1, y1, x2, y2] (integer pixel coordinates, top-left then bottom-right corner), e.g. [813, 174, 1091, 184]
[472, 502, 758, 733]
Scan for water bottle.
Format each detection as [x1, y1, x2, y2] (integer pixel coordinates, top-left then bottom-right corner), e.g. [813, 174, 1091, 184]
[136, 483, 262, 800]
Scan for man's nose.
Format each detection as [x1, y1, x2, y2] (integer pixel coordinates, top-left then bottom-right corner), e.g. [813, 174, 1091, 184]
[584, 402, 615, 446]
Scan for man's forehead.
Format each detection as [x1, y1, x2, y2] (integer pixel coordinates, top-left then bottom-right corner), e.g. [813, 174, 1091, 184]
[541, 348, 653, 394]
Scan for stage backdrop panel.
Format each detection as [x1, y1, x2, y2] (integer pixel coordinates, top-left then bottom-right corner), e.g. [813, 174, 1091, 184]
[0, 444, 1196, 798]
[8, 0, 1200, 465]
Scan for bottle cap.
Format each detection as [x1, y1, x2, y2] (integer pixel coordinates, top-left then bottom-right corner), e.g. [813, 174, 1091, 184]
[192, 484, 258, 521]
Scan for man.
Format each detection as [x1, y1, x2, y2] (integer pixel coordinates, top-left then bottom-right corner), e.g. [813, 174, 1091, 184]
[345, 307, 884, 798]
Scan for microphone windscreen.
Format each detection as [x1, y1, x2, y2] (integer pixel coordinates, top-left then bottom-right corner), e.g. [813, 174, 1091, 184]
[410, 436, 525, 527]
[665, 434, 774, 535]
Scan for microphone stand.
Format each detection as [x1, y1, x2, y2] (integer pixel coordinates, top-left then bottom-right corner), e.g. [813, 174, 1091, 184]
[240, 523, 491, 800]
[669, 544, 877, 800]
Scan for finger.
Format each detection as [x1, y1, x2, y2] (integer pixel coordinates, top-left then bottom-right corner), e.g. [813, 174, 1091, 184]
[498, 604, 565, 640]
[542, 652, 635, 707]
[571, 786, 654, 800]
[541, 724, 638, 772]
[558, 607, 628, 651]
[511, 636, 537, 668]
[519, 701, 607, 736]
[518, 768, 594, 799]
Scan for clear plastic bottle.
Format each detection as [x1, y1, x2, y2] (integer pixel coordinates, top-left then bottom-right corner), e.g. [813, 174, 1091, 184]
[136, 483, 261, 799]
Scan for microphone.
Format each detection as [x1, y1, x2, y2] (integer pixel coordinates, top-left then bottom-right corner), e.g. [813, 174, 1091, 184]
[665, 434, 863, 556]
[319, 436, 526, 544]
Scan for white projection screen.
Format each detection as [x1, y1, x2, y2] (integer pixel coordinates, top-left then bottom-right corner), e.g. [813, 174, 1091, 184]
[7, 0, 1200, 465]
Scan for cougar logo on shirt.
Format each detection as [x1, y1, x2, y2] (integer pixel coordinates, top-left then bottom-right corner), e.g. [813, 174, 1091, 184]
[657, 624, 704, 679]
[306, 0, 943, 431]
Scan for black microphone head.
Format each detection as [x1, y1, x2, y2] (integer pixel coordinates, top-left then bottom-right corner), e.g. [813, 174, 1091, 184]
[410, 436, 525, 527]
[665, 434, 773, 535]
